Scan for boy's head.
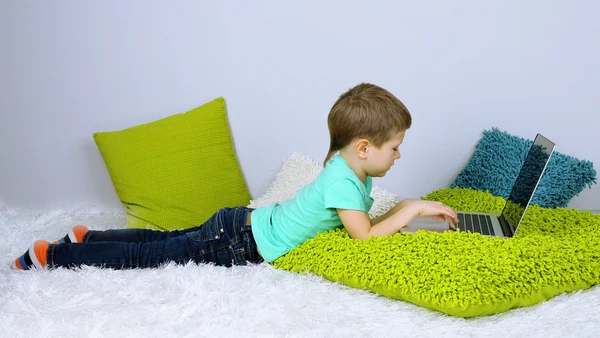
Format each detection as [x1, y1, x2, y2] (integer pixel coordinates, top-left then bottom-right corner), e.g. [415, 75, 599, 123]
[324, 83, 412, 169]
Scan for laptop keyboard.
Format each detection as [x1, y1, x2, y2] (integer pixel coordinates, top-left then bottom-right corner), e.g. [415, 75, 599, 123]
[456, 213, 496, 236]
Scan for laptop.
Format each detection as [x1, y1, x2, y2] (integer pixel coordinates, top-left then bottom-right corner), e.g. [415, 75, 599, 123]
[402, 133, 555, 238]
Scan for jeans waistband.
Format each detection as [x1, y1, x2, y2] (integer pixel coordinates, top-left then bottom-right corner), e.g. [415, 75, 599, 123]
[236, 208, 263, 264]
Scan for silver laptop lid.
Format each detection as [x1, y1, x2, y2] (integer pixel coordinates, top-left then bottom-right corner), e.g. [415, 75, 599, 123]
[500, 134, 555, 234]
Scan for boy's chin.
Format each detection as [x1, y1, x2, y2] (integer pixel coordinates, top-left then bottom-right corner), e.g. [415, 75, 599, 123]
[372, 171, 388, 177]
[367, 166, 392, 177]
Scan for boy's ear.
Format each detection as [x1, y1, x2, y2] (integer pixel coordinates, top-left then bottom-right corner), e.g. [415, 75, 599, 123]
[355, 139, 370, 159]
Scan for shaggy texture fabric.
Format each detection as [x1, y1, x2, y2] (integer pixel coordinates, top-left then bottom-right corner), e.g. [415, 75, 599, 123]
[3, 203, 600, 337]
[275, 187, 600, 317]
[251, 153, 600, 317]
[450, 128, 597, 208]
[3, 153, 600, 336]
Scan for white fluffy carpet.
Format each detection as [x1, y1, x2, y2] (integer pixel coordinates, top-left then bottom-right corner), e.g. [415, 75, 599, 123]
[2, 152, 600, 337]
[2, 205, 600, 337]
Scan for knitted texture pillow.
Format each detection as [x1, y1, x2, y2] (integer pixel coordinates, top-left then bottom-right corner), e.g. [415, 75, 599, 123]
[93, 97, 251, 231]
[450, 128, 597, 208]
[273, 187, 600, 317]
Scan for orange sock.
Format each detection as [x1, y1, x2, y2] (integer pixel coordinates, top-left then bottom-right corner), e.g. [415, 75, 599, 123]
[53, 225, 89, 244]
[11, 240, 50, 270]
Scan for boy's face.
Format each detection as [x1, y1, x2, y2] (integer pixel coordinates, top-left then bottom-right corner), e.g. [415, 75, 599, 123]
[366, 130, 406, 177]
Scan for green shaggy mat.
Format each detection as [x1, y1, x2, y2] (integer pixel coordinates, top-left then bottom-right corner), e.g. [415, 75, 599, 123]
[273, 187, 600, 317]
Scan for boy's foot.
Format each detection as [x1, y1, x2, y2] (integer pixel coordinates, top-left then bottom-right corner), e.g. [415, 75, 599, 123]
[54, 225, 89, 244]
[11, 240, 50, 270]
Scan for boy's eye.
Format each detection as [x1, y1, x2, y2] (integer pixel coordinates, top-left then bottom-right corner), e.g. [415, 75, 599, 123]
[392, 148, 398, 151]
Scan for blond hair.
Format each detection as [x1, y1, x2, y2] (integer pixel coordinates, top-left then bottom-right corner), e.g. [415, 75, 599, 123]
[323, 83, 412, 166]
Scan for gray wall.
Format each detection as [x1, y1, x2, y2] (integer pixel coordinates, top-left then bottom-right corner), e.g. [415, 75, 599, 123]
[1, 1, 598, 210]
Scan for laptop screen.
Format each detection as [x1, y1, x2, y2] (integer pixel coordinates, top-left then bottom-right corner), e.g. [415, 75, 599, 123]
[500, 134, 555, 229]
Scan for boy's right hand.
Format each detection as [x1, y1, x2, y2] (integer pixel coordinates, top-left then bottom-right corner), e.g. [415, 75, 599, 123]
[406, 200, 459, 229]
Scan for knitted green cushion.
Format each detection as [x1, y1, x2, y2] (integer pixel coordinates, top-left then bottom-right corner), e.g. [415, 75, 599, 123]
[93, 97, 251, 231]
[273, 187, 600, 317]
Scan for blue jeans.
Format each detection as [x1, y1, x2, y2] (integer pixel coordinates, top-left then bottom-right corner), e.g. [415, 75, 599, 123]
[48, 207, 262, 269]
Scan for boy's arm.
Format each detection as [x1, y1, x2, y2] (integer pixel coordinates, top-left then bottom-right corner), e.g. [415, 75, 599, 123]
[338, 199, 459, 240]
[338, 202, 419, 240]
[370, 198, 417, 226]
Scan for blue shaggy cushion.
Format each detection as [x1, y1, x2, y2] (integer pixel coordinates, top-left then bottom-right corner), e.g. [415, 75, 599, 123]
[451, 128, 597, 208]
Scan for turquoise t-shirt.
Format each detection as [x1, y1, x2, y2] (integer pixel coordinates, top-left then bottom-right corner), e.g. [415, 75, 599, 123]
[251, 154, 374, 262]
